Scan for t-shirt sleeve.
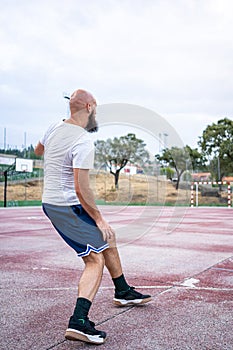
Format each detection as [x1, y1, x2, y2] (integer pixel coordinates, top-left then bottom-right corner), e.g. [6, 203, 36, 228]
[40, 123, 58, 145]
[72, 139, 95, 169]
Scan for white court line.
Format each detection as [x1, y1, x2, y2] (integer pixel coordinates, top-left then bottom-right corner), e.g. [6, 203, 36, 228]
[2, 285, 233, 292]
[212, 267, 233, 272]
[1, 285, 171, 292]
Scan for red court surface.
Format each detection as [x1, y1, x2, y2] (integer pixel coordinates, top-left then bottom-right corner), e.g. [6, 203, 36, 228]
[0, 206, 233, 350]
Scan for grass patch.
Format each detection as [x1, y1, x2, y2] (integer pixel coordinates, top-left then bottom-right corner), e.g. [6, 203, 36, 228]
[0, 200, 42, 207]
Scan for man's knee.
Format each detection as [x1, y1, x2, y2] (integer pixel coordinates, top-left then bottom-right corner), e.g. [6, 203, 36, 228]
[83, 251, 105, 268]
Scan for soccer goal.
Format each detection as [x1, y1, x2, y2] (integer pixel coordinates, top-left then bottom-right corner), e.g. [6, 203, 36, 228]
[191, 181, 232, 208]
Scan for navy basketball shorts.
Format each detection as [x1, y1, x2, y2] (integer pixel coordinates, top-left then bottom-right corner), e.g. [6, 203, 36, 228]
[42, 203, 109, 257]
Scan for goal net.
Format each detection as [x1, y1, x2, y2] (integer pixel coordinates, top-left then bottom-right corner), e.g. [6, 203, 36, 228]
[191, 181, 232, 208]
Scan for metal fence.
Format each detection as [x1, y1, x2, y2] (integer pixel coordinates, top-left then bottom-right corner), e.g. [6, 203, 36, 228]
[1, 168, 230, 208]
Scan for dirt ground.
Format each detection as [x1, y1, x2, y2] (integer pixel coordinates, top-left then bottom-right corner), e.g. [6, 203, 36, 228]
[1, 171, 230, 206]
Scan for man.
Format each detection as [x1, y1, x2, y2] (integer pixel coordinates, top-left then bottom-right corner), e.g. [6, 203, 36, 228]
[35, 89, 151, 345]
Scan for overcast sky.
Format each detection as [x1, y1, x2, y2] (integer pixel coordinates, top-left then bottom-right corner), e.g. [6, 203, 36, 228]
[0, 0, 232, 153]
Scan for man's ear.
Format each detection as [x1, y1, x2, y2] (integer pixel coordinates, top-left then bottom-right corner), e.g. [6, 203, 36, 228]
[87, 103, 92, 113]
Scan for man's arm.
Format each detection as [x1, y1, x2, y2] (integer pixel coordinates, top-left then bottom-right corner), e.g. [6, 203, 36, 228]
[73, 168, 114, 241]
[34, 142, 44, 156]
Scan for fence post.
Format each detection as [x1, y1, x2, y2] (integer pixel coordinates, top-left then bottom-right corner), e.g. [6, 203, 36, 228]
[3, 170, 7, 207]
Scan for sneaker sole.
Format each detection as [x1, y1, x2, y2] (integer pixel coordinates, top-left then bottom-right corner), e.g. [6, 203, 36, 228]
[113, 296, 152, 306]
[65, 328, 106, 344]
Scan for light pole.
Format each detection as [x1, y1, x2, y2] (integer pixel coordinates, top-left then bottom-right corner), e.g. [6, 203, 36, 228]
[217, 155, 222, 191]
[159, 132, 168, 153]
[217, 156, 221, 181]
[159, 133, 162, 153]
[163, 133, 168, 149]
[4, 127, 6, 150]
[24, 132, 27, 158]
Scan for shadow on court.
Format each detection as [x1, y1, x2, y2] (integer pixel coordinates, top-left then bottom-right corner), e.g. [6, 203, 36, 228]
[0, 206, 232, 350]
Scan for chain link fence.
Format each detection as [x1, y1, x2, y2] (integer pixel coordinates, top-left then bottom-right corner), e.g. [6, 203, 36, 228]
[2, 165, 231, 208]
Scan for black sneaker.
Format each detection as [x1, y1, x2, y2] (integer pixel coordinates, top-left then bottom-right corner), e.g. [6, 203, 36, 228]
[114, 286, 152, 306]
[65, 316, 107, 344]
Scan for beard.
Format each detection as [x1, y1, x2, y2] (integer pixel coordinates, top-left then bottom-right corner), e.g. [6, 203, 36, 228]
[85, 110, 99, 133]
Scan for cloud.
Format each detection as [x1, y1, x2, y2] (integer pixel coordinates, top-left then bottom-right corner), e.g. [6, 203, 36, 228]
[0, 0, 232, 149]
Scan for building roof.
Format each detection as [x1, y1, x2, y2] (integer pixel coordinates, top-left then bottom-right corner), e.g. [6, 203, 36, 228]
[222, 176, 233, 182]
[191, 172, 211, 177]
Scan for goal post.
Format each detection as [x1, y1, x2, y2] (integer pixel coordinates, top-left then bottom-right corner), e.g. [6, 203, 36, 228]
[191, 181, 232, 208]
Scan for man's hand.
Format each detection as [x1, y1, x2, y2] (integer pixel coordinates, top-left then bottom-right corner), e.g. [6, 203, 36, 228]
[34, 142, 44, 156]
[96, 217, 115, 242]
[74, 168, 115, 242]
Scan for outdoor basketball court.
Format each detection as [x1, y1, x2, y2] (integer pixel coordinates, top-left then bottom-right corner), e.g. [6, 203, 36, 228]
[0, 205, 232, 350]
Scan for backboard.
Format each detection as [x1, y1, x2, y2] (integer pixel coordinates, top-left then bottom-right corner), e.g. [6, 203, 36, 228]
[15, 158, 33, 173]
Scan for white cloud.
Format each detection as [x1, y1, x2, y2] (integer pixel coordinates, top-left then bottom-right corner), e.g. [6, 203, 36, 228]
[0, 0, 232, 149]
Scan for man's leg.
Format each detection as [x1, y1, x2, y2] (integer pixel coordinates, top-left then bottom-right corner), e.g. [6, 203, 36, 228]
[103, 240, 152, 306]
[79, 251, 105, 300]
[102, 245, 123, 278]
[65, 251, 107, 344]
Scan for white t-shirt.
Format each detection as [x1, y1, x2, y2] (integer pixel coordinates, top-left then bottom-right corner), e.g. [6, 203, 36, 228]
[41, 121, 94, 206]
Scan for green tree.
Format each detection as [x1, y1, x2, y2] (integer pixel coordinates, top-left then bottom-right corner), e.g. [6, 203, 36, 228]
[0, 145, 42, 159]
[185, 145, 207, 172]
[160, 167, 175, 180]
[198, 118, 233, 179]
[155, 146, 205, 189]
[95, 133, 150, 189]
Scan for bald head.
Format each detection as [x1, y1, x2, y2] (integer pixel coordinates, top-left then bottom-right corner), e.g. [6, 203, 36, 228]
[69, 89, 96, 114]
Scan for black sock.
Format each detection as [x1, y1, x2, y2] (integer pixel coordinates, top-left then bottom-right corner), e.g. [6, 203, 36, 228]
[112, 274, 130, 292]
[72, 297, 92, 322]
